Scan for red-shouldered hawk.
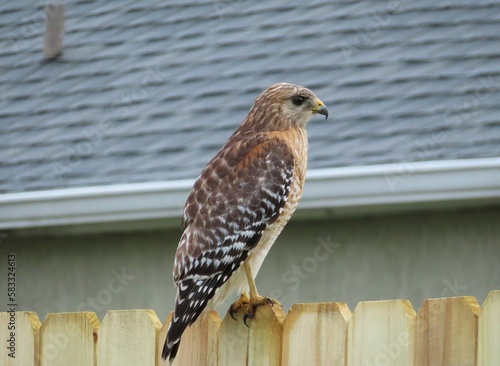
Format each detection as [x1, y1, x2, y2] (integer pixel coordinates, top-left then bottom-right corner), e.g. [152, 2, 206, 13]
[162, 82, 328, 361]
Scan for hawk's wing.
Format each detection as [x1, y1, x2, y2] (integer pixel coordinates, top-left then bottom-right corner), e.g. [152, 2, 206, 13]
[163, 133, 295, 360]
[175, 133, 294, 283]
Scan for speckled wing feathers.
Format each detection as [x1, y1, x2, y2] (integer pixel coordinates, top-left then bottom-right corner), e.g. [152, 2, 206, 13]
[162, 134, 295, 360]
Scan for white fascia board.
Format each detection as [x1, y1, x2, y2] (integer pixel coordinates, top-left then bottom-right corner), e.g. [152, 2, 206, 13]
[1, 157, 499, 230]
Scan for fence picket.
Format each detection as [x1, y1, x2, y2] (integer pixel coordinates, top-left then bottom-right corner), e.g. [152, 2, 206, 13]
[39, 312, 98, 366]
[248, 303, 285, 366]
[415, 296, 480, 366]
[478, 290, 500, 366]
[282, 302, 350, 366]
[97, 309, 161, 366]
[4, 292, 499, 365]
[167, 310, 220, 366]
[218, 304, 251, 366]
[0, 311, 40, 366]
[347, 299, 416, 366]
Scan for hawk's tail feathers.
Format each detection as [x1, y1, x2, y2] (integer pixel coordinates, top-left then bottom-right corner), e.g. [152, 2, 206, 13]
[161, 337, 180, 364]
[161, 276, 221, 362]
[162, 250, 251, 362]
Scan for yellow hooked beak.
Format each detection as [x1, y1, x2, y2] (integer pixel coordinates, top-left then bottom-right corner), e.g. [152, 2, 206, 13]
[310, 98, 329, 119]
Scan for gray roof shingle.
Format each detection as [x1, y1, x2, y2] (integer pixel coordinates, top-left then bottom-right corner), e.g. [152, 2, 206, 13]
[1, 0, 500, 193]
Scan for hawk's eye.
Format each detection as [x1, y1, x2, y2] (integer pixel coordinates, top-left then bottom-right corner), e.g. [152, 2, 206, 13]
[291, 95, 306, 106]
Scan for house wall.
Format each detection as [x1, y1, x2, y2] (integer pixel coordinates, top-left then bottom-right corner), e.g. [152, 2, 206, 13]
[1, 206, 499, 322]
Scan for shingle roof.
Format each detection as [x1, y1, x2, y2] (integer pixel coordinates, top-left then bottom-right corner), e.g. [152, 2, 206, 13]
[1, 0, 500, 193]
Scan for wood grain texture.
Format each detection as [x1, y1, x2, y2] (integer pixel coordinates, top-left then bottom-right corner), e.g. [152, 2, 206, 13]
[166, 310, 220, 366]
[0, 311, 41, 366]
[415, 296, 479, 366]
[39, 312, 98, 366]
[97, 309, 161, 366]
[348, 299, 416, 366]
[218, 305, 251, 366]
[282, 302, 351, 366]
[478, 290, 500, 366]
[248, 303, 286, 366]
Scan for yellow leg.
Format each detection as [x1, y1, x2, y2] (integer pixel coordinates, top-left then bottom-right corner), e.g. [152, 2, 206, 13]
[244, 262, 260, 299]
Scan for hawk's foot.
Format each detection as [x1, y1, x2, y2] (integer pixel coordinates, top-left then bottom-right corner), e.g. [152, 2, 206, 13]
[243, 296, 281, 327]
[229, 292, 250, 320]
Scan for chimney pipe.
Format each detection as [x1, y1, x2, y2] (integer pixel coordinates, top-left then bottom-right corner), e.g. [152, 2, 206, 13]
[44, 3, 65, 60]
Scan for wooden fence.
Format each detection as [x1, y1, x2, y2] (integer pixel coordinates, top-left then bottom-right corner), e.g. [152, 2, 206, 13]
[1, 291, 499, 366]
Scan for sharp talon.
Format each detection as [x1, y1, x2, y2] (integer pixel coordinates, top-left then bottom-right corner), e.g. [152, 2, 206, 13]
[229, 310, 237, 321]
[244, 305, 257, 327]
[243, 313, 250, 327]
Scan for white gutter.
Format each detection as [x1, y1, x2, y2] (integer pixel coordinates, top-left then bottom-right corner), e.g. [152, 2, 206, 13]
[303, 157, 500, 210]
[1, 157, 499, 230]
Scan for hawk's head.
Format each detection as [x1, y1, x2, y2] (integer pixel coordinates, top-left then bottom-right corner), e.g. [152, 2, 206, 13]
[245, 82, 328, 131]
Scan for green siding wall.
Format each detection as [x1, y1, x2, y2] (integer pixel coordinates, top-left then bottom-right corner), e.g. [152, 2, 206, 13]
[1, 207, 499, 321]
